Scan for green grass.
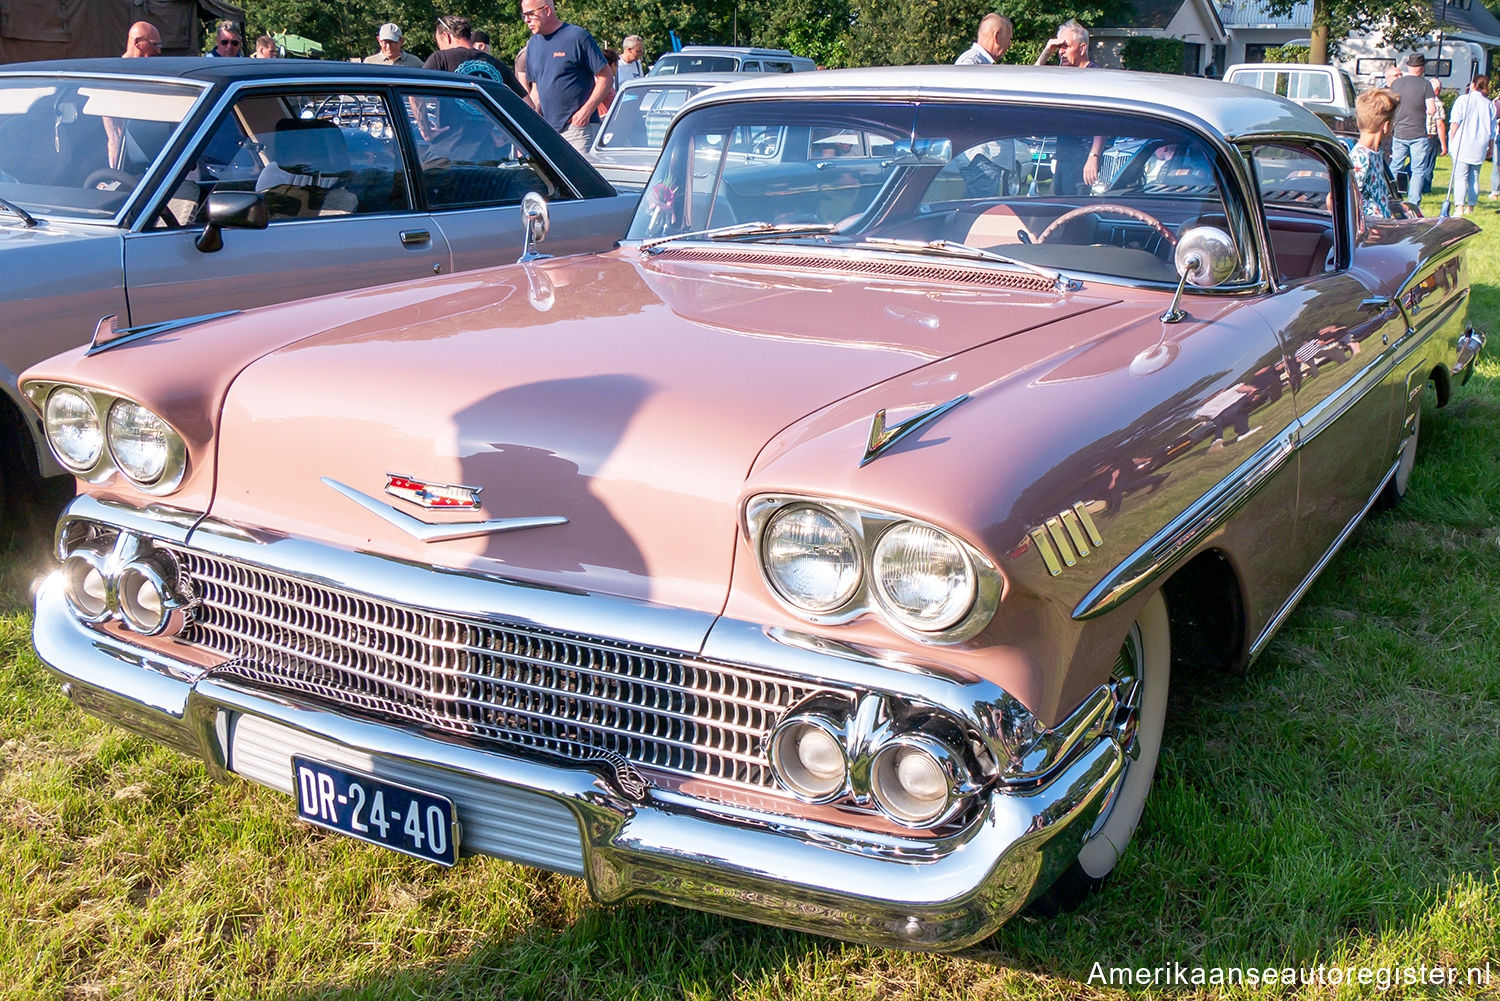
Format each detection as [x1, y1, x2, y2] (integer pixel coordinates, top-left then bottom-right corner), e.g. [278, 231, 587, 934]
[4, 178, 1500, 999]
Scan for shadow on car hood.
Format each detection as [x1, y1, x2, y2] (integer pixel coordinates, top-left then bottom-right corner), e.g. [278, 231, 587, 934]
[202, 252, 1126, 616]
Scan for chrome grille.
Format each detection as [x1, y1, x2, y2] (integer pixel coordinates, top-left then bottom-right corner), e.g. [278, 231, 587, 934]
[166, 547, 823, 792]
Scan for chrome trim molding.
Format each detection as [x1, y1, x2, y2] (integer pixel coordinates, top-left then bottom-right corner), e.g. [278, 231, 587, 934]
[861, 395, 969, 467]
[87, 311, 239, 356]
[323, 477, 567, 542]
[1074, 429, 1295, 620]
[1029, 502, 1104, 577]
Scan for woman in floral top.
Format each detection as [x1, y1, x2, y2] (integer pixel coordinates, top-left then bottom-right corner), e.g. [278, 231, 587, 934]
[1351, 88, 1399, 218]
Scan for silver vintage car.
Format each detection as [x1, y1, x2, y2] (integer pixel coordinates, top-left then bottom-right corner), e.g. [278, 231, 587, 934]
[0, 58, 634, 519]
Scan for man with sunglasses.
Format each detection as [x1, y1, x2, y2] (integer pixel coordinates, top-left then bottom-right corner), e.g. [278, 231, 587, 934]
[520, 0, 611, 153]
[207, 21, 244, 56]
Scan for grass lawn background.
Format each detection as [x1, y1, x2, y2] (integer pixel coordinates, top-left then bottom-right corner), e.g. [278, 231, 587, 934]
[1, 170, 1498, 999]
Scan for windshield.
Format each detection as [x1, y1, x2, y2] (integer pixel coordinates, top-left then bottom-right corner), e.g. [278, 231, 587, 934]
[598, 83, 703, 150]
[627, 99, 1251, 287]
[0, 75, 203, 221]
[654, 55, 739, 75]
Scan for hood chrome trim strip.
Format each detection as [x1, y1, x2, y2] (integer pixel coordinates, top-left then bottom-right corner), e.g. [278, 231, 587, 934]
[861, 395, 969, 467]
[322, 477, 567, 542]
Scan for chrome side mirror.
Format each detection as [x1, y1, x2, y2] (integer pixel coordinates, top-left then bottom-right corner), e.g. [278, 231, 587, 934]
[1161, 226, 1237, 323]
[518, 191, 551, 263]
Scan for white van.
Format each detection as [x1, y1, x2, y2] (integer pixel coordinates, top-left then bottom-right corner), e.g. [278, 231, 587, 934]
[650, 46, 816, 75]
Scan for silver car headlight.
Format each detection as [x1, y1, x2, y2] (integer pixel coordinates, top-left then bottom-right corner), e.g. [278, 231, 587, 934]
[106, 399, 182, 488]
[44, 388, 104, 470]
[871, 522, 976, 632]
[761, 504, 861, 612]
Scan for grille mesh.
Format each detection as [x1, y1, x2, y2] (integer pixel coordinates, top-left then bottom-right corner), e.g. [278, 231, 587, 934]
[166, 547, 823, 792]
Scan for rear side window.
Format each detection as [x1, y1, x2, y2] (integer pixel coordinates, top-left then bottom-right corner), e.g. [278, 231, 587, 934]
[1250, 143, 1339, 283]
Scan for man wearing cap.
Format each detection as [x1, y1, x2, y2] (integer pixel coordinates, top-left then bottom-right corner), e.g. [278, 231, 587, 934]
[1389, 53, 1443, 204]
[365, 23, 423, 66]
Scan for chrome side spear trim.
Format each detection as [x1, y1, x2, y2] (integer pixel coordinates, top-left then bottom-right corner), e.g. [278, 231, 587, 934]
[861, 395, 969, 467]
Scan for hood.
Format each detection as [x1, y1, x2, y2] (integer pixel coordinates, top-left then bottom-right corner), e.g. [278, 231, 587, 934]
[204, 251, 1145, 616]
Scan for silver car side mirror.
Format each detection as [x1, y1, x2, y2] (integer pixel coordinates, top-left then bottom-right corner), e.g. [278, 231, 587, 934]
[518, 191, 551, 263]
[1161, 226, 1237, 323]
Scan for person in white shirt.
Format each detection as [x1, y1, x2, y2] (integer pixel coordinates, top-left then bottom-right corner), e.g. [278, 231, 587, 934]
[1447, 75, 1496, 215]
[617, 35, 645, 81]
[954, 13, 1011, 65]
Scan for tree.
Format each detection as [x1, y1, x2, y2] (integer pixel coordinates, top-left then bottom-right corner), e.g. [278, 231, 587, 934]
[1263, 0, 1433, 65]
[847, 0, 1131, 68]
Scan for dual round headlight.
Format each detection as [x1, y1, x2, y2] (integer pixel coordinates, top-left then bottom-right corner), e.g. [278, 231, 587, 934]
[42, 388, 183, 489]
[759, 502, 981, 635]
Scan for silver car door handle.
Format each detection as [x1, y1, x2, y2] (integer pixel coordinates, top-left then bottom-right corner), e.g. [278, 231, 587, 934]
[399, 229, 430, 247]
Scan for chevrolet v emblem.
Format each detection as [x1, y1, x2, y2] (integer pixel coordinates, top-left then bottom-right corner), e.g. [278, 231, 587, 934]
[385, 473, 482, 510]
[323, 478, 567, 542]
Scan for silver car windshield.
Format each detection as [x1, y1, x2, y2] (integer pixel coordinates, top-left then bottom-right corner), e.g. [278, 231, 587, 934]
[0, 76, 203, 221]
[627, 98, 1252, 287]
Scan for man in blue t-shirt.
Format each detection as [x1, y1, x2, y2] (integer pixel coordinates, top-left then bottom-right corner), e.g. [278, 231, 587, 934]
[521, 1, 612, 152]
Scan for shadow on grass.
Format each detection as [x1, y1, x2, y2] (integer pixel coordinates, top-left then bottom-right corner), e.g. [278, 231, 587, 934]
[0, 475, 73, 614]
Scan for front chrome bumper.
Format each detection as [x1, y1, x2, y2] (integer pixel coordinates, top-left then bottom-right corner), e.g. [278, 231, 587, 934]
[33, 540, 1123, 952]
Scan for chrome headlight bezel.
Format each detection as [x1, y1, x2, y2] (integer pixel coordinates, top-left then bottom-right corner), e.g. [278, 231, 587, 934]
[745, 494, 1001, 644]
[42, 386, 105, 472]
[25, 382, 187, 493]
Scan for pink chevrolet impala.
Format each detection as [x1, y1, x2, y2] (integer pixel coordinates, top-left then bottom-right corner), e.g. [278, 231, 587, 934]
[23, 67, 1484, 949]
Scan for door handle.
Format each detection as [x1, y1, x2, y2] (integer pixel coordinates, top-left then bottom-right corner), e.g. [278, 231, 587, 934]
[399, 229, 430, 247]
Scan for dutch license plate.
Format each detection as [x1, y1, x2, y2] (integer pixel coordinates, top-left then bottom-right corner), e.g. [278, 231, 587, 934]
[292, 756, 460, 866]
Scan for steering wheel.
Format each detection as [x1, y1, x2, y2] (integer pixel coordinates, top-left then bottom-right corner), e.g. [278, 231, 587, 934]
[84, 168, 140, 193]
[1036, 203, 1177, 247]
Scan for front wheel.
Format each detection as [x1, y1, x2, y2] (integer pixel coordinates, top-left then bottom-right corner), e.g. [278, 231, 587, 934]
[1030, 590, 1170, 913]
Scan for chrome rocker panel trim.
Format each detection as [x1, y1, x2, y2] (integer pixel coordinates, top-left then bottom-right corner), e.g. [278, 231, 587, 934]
[34, 504, 1125, 951]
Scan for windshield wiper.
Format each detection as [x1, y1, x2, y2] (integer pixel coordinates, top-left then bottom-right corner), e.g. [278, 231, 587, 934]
[640, 221, 839, 253]
[0, 196, 37, 228]
[858, 237, 1079, 292]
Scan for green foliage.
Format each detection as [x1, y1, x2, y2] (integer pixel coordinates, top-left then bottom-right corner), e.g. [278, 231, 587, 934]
[1121, 36, 1184, 74]
[846, 0, 1128, 68]
[1262, 0, 1434, 62]
[1262, 44, 1311, 64]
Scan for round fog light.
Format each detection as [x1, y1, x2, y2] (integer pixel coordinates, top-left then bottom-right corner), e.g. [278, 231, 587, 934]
[60, 550, 111, 623]
[870, 738, 961, 827]
[769, 716, 848, 801]
[117, 553, 186, 636]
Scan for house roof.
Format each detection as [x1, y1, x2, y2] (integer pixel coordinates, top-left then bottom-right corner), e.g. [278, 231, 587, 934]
[1094, 0, 1228, 38]
[1436, 0, 1500, 44]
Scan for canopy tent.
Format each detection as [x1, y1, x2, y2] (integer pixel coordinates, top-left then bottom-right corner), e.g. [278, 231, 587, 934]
[0, 0, 246, 62]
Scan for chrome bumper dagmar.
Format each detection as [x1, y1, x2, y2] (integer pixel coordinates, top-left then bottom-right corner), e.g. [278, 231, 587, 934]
[32, 499, 1124, 951]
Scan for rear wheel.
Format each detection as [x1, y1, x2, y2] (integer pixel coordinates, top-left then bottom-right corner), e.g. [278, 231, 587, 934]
[1030, 591, 1170, 913]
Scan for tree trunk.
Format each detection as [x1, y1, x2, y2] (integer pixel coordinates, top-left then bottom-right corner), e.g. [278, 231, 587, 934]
[1310, 0, 1329, 63]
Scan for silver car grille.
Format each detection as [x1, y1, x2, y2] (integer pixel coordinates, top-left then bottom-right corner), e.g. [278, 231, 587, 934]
[166, 548, 823, 793]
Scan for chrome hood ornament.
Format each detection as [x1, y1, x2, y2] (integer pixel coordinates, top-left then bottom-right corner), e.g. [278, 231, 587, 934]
[861, 395, 969, 467]
[323, 478, 567, 543]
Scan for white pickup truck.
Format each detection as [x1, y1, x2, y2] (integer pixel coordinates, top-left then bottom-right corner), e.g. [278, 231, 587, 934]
[1223, 63, 1357, 136]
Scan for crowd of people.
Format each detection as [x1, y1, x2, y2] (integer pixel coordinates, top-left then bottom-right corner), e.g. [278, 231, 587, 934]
[117, 8, 1500, 206]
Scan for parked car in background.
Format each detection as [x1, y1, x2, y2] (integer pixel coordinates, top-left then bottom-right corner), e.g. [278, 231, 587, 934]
[587, 72, 754, 190]
[650, 45, 815, 75]
[26, 66, 1482, 951]
[1223, 62, 1358, 137]
[0, 58, 634, 521]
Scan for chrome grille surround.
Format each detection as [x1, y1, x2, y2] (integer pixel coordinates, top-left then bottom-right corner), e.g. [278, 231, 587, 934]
[162, 545, 832, 794]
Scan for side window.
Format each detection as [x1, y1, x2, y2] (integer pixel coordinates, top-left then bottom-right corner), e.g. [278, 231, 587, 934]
[399, 90, 559, 209]
[159, 90, 410, 227]
[1251, 143, 1338, 283]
